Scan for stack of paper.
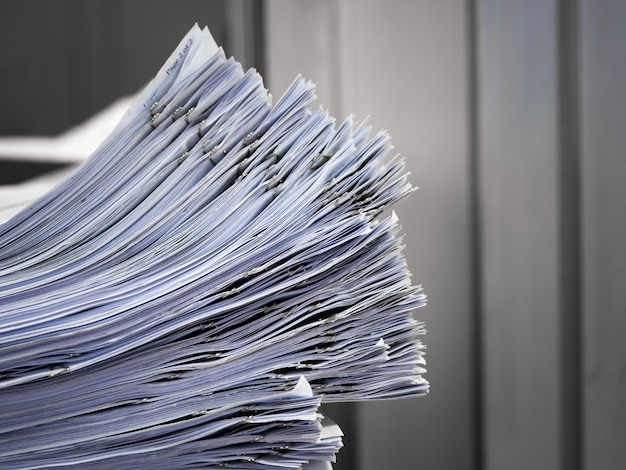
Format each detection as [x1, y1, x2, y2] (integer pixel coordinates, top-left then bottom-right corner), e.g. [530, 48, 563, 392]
[0, 25, 427, 469]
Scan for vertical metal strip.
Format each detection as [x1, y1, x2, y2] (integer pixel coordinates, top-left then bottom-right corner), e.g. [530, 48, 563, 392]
[467, 0, 484, 469]
[558, 1, 582, 469]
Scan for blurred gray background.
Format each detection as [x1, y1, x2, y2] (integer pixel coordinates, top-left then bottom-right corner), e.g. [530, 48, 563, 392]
[1, 1, 625, 469]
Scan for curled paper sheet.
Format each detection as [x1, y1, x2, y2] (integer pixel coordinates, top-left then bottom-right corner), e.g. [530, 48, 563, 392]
[0, 24, 427, 469]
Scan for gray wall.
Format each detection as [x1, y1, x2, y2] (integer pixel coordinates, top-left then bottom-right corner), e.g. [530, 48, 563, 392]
[264, 1, 625, 469]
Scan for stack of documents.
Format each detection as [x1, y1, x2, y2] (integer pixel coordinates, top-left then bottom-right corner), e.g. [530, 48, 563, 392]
[0, 25, 427, 469]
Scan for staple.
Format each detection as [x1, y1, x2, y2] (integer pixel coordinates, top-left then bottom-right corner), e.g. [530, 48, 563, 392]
[334, 192, 352, 206]
[185, 106, 195, 123]
[309, 152, 333, 170]
[150, 113, 161, 129]
[48, 365, 70, 377]
[263, 302, 277, 313]
[243, 132, 259, 146]
[178, 151, 190, 165]
[197, 119, 206, 137]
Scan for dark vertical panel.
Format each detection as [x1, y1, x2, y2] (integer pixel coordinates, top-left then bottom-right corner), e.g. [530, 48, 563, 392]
[225, 0, 265, 74]
[580, 1, 626, 468]
[477, 1, 562, 469]
[0, 0, 233, 135]
[0, 1, 72, 135]
[557, 1, 582, 470]
[467, 0, 484, 468]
